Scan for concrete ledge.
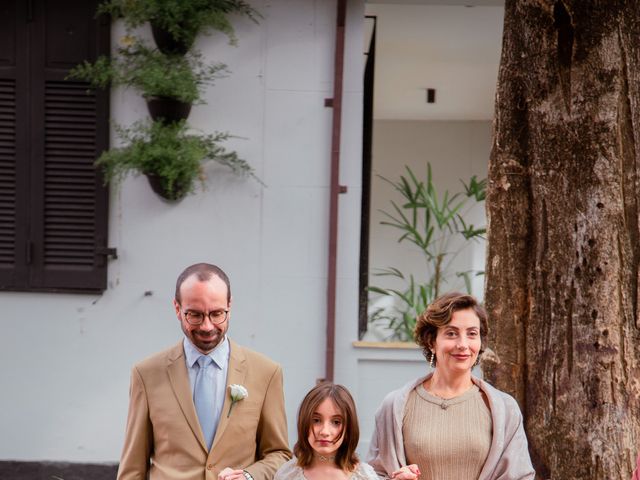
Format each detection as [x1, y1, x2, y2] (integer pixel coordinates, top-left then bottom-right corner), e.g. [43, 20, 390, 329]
[0, 461, 118, 480]
[352, 340, 419, 349]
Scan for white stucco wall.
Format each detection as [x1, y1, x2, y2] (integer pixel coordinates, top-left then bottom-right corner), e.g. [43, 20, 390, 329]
[0, 0, 503, 466]
[0, 0, 365, 464]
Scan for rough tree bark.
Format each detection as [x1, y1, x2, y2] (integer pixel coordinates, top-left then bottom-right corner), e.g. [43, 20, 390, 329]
[484, 1, 640, 479]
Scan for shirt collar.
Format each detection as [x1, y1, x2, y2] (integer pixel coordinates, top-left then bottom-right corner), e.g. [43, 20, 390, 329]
[183, 335, 229, 370]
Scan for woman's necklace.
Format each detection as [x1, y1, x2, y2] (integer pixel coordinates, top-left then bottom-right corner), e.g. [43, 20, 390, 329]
[425, 380, 473, 410]
[427, 389, 454, 410]
[314, 453, 336, 462]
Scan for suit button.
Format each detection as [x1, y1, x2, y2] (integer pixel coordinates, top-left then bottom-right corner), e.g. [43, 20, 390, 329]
[207, 464, 214, 470]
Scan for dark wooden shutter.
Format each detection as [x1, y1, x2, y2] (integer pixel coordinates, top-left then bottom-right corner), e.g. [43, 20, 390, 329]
[0, 0, 29, 289]
[0, 0, 111, 293]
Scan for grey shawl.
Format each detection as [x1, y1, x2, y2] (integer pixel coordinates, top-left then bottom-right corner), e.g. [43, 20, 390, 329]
[366, 373, 535, 480]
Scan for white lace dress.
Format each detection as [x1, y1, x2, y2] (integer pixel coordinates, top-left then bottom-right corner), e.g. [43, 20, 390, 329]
[274, 458, 380, 480]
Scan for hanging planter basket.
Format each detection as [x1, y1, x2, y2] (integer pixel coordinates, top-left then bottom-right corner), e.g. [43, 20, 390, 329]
[145, 172, 191, 202]
[151, 23, 194, 56]
[146, 96, 192, 124]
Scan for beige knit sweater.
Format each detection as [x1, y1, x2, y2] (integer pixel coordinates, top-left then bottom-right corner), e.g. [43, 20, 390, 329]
[402, 384, 492, 480]
[366, 373, 535, 480]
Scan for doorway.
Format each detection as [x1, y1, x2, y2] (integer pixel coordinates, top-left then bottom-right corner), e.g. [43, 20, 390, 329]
[359, 0, 504, 340]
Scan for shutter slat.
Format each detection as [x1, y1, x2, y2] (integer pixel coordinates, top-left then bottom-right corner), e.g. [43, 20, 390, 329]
[45, 122, 97, 131]
[47, 131, 96, 139]
[46, 149, 96, 157]
[47, 134, 96, 141]
[46, 164, 96, 172]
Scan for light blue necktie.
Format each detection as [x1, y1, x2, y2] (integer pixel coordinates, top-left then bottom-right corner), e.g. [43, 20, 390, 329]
[194, 355, 216, 450]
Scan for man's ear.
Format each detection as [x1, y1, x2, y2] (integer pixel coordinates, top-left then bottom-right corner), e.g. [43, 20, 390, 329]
[173, 299, 181, 319]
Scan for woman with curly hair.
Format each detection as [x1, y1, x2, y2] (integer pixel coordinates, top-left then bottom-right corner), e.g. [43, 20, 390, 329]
[367, 292, 535, 480]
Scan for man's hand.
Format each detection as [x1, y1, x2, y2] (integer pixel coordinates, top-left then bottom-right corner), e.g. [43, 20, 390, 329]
[218, 467, 246, 480]
[391, 464, 421, 479]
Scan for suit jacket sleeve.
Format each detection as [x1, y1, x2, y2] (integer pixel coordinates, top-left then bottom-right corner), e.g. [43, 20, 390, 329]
[244, 365, 292, 480]
[117, 366, 153, 480]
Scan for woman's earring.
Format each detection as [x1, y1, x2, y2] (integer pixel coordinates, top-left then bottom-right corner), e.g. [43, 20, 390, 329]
[473, 354, 481, 367]
[429, 351, 435, 368]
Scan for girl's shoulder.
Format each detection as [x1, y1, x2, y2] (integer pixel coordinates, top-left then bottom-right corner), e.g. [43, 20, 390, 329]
[274, 458, 305, 480]
[275, 459, 380, 480]
[352, 462, 380, 480]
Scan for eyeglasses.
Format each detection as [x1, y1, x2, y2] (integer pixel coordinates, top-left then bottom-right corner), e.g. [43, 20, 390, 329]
[180, 307, 229, 326]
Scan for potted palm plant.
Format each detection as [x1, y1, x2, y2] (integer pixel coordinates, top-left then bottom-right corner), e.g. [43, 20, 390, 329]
[98, 120, 256, 201]
[97, 0, 261, 54]
[368, 164, 486, 341]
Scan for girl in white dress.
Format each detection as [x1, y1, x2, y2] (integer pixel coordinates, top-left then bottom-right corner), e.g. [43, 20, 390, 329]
[274, 382, 379, 480]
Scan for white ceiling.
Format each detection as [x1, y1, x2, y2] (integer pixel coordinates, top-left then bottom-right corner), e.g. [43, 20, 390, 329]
[365, 2, 505, 121]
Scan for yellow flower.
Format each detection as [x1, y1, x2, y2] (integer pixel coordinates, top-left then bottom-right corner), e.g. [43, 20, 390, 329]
[119, 35, 135, 47]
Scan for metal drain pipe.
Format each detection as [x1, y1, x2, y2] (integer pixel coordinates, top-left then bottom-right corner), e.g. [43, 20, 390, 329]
[324, 0, 347, 383]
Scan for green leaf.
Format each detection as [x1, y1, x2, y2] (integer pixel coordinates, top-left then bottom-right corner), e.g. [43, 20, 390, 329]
[367, 286, 391, 295]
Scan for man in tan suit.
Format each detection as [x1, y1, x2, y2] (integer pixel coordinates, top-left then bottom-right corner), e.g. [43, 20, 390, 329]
[117, 263, 291, 480]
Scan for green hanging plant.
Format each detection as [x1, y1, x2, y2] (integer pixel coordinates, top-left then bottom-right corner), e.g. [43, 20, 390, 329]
[97, 0, 261, 48]
[67, 2, 263, 201]
[67, 40, 226, 103]
[98, 120, 257, 201]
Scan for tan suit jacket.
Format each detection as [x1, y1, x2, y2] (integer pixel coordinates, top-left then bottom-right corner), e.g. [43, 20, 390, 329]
[117, 340, 291, 480]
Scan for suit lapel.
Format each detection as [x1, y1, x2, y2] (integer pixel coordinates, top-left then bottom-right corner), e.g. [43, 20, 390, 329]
[210, 339, 247, 452]
[166, 341, 208, 452]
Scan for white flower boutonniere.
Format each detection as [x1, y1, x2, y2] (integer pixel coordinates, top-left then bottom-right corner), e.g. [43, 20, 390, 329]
[228, 384, 248, 418]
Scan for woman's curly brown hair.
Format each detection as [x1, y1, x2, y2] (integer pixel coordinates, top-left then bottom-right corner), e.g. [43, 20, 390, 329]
[413, 292, 488, 365]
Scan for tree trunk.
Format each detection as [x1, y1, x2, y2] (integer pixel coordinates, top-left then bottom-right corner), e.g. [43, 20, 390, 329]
[484, 1, 640, 479]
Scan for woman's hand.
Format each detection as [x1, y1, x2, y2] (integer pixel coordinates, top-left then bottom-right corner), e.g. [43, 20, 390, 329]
[390, 464, 420, 479]
[218, 467, 246, 480]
